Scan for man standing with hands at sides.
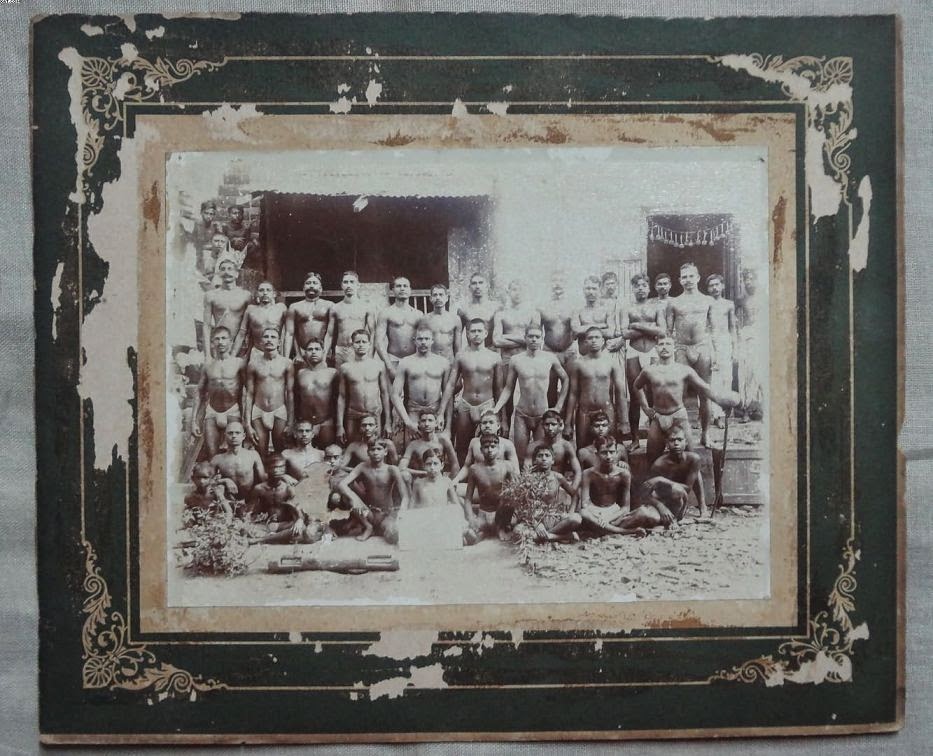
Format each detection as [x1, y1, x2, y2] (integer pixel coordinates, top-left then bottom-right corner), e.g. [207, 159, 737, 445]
[493, 323, 569, 465]
[634, 334, 739, 467]
[375, 275, 421, 382]
[337, 330, 392, 445]
[201, 258, 252, 359]
[392, 325, 452, 440]
[425, 284, 462, 362]
[492, 279, 541, 427]
[244, 327, 294, 456]
[619, 273, 666, 451]
[736, 267, 764, 423]
[328, 270, 374, 368]
[234, 281, 287, 360]
[439, 318, 501, 464]
[706, 273, 737, 428]
[540, 271, 577, 409]
[457, 272, 499, 346]
[566, 327, 627, 448]
[571, 276, 613, 358]
[666, 262, 717, 447]
[190, 326, 247, 458]
[295, 337, 338, 447]
[284, 272, 333, 361]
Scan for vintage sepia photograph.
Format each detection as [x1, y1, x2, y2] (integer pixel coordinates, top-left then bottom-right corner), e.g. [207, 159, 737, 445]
[164, 146, 773, 609]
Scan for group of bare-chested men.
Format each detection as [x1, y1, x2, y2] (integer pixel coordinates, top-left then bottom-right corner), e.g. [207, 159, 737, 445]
[187, 260, 751, 547]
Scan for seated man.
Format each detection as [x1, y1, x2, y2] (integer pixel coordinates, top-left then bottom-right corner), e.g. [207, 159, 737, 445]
[526, 446, 575, 514]
[616, 425, 707, 530]
[280, 420, 325, 480]
[454, 409, 521, 483]
[399, 410, 460, 480]
[246, 456, 320, 544]
[464, 433, 518, 541]
[339, 414, 400, 468]
[577, 411, 626, 471]
[537, 436, 643, 542]
[525, 410, 581, 490]
[409, 447, 478, 546]
[184, 462, 236, 518]
[337, 439, 410, 543]
[210, 421, 266, 501]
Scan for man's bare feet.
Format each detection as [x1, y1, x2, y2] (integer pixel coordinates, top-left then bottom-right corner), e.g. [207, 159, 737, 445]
[714, 416, 725, 429]
[497, 527, 510, 541]
[699, 433, 709, 447]
[627, 440, 641, 453]
[355, 521, 373, 541]
[534, 523, 550, 544]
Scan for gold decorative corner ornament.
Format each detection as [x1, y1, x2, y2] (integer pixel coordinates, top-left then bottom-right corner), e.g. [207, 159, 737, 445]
[710, 539, 868, 686]
[76, 53, 225, 185]
[81, 541, 226, 701]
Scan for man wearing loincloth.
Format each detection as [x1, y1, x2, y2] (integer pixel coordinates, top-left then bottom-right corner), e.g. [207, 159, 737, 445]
[337, 439, 409, 543]
[336, 330, 392, 444]
[493, 323, 569, 465]
[491, 279, 541, 428]
[327, 270, 375, 368]
[439, 317, 500, 464]
[244, 327, 294, 456]
[392, 324, 451, 442]
[234, 281, 287, 361]
[284, 272, 333, 361]
[566, 326, 626, 447]
[295, 337, 338, 447]
[706, 273, 738, 428]
[665, 262, 718, 447]
[619, 272, 666, 451]
[539, 271, 577, 408]
[190, 326, 247, 458]
[201, 258, 252, 359]
[633, 334, 739, 467]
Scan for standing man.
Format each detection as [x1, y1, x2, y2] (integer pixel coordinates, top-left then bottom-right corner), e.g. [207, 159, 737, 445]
[284, 272, 333, 360]
[295, 337, 339, 447]
[619, 273, 666, 450]
[540, 271, 577, 408]
[439, 318, 501, 464]
[492, 279, 541, 428]
[201, 258, 252, 359]
[374, 275, 421, 381]
[190, 326, 247, 457]
[234, 281, 287, 359]
[666, 262, 716, 447]
[244, 327, 295, 456]
[392, 325, 452, 440]
[328, 270, 375, 368]
[566, 327, 627, 447]
[650, 272, 673, 326]
[457, 272, 499, 346]
[336, 330, 392, 444]
[634, 334, 739, 466]
[571, 275, 613, 358]
[736, 268, 764, 423]
[425, 284, 462, 362]
[706, 273, 738, 428]
[493, 323, 569, 464]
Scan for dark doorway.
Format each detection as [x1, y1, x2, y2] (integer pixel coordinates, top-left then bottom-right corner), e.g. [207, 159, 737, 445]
[260, 192, 491, 297]
[646, 214, 739, 299]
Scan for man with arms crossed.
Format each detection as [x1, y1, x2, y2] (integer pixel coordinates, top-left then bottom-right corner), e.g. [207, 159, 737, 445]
[571, 275, 613, 358]
[439, 318, 500, 464]
[392, 324, 452, 439]
[284, 272, 332, 360]
[337, 330, 392, 444]
[634, 334, 739, 467]
[190, 326, 247, 458]
[244, 327, 294, 456]
[295, 337, 338, 447]
[493, 323, 569, 465]
[327, 270, 374, 368]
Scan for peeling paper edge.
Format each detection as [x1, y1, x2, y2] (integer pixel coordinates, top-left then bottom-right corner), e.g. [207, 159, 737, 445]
[849, 176, 873, 272]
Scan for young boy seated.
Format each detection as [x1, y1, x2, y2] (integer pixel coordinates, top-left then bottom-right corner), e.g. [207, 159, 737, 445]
[337, 439, 410, 543]
[399, 410, 460, 481]
[184, 462, 237, 518]
[536, 436, 644, 542]
[453, 409, 521, 483]
[527, 446, 576, 513]
[408, 447, 479, 546]
[577, 411, 628, 471]
[321, 443, 361, 537]
[245, 456, 321, 544]
[464, 433, 518, 541]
